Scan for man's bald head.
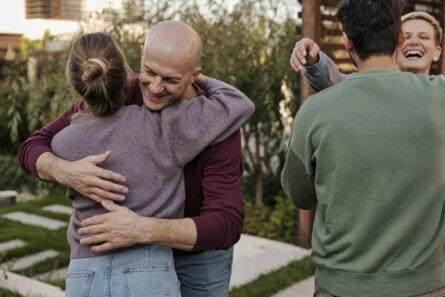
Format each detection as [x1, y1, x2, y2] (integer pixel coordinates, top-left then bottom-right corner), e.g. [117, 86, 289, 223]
[139, 20, 203, 111]
[144, 20, 202, 71]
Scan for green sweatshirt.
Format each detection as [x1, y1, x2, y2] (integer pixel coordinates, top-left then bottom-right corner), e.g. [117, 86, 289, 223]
[282, 70, 445, 297]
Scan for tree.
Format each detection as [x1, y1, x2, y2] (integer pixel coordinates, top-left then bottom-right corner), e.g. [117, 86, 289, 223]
[1, 0, 301, 202]
[178, 0, 300, 204]
[80, 0, 301, 204]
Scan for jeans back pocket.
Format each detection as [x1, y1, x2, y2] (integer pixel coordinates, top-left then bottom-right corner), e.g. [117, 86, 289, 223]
[123, 265, 169, 297]
[66, 271, 94, 297]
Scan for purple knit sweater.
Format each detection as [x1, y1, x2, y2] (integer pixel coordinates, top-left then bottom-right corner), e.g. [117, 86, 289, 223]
[51, 78, 254, 258]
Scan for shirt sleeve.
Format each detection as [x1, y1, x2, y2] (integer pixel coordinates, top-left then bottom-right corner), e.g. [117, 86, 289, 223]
[281, 100, 318, 210]
[190, 130, 245, 251]
[281, 146, 317, 210]
[162, 78, 255, 168]
[17, 99, 83, 177]
[302, 51, 349, 92]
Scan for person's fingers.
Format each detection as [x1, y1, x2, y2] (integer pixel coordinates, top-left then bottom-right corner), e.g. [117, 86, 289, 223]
[85, 193, 103, 203]
[309, 43, 320, 59]
[78, 224, 104, 236]
[86, 151, 111, 165]
[91, 242, 114, 253]
[80, 234, 107, 245]
[81, 214, 107, 227]
[86, 187, 125, 203]
[92, 176, 127, 195]
[299, 39, 309, 56]
[95, 167, 127, 184]
[290, 52, 303, 71]
[101, 200, 121, 212]
[294, 44, 307, 65]
[290, 47, 305, 71]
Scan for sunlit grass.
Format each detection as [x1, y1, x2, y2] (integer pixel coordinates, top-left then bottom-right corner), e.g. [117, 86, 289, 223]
[0, 191, 70, 286]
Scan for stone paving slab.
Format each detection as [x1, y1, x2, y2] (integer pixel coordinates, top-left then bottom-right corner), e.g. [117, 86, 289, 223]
[2, 211, 67, 230]
[272, 276, 315, 297]
[0, 270, 64, 297]
[0, 191, 17, 199]
[0, 239, 25, 253]
[0, 233, 312, 296]
[42, 204, 73, 215]
[231, 234, 310, 288]
[0, 249, 59, 271]
[0, 191, 17, 208]
[35, 267, 68, 282]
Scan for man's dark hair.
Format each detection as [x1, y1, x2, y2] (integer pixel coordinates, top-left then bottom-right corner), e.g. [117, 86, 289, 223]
[336, 0, 405, 60]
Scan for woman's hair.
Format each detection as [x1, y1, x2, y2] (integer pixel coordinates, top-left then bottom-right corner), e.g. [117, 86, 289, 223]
[67, 32, 130, 116]
[402, 12, 443, 46]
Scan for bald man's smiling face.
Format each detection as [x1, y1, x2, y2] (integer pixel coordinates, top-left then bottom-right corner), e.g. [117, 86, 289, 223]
[139, 46, 197, 111]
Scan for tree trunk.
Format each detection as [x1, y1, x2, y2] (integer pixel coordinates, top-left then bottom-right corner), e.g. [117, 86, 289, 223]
[255, 170, 264, 205]
[242, 124, 264, 205]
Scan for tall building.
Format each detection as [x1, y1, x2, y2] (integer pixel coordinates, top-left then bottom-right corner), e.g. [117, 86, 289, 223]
[25, 0, 85, 21]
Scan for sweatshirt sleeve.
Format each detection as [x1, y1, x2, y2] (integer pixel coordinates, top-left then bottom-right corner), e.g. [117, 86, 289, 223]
[281, 147, 317, 210]
[302, 51, 349, 92]
[162, 78, 255, 167]
[281, 100, 317, 210]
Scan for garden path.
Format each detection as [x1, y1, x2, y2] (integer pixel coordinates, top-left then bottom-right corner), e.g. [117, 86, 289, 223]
[0, 202, 313, 296]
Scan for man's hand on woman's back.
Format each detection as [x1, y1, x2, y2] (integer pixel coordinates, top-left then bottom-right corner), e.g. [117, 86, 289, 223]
[37, 151, 128, 203]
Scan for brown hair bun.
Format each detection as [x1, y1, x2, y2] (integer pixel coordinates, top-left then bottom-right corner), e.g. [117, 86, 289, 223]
[82, 58, 109, 82]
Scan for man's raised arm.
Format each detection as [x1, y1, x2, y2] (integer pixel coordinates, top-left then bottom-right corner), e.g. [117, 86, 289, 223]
[291, 38, 348, 92]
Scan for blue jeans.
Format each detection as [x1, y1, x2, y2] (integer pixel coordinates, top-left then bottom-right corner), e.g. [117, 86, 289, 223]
[66, 245, 181, 297]
[174, 247, 234, 297]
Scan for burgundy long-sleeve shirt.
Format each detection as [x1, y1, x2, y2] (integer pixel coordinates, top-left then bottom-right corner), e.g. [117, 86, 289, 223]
[17, 75, 245, 252]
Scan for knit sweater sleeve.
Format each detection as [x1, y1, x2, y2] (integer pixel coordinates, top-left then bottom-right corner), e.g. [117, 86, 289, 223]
[17, 77, 142, 177]
[162, 78, 255, 167]
[302, 51, 349, 92]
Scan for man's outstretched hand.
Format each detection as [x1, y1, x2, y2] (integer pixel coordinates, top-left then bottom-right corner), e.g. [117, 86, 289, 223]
[290, 38, 321, 72]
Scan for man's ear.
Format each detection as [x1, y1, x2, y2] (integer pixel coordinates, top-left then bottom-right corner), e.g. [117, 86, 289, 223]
[140, 45, 144, 58]
[191, 67, 202, 82]
[343, 32, 354, 53]
[397, 31, 405, 48]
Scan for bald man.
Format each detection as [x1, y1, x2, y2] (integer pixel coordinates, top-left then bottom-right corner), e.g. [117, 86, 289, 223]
[139, 21, 203, 111]
[18, 21, 246, 297]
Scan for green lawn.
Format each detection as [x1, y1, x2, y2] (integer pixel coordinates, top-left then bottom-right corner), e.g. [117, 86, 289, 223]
[0, 191, 71, 280]
[229, 256, 315, 297]
[0, 288, 23, 297]
[0, 192, 315, 296]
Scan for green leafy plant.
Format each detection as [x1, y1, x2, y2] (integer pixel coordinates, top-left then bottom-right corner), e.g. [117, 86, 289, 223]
[244, 195, 297, 243]
[0, 154, 61, 193]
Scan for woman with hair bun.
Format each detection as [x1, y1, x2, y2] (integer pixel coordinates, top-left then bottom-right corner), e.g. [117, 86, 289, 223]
[66, 32, 129, 116]
[52, 32, 254, 297]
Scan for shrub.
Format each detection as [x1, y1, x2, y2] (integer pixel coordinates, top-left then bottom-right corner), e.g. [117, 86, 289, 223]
[243, 195, 297, 243]
[0, 154, 61, 193]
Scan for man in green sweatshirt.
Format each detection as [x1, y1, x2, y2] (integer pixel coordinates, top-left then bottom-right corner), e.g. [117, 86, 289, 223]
[281, 0, 445, 296]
